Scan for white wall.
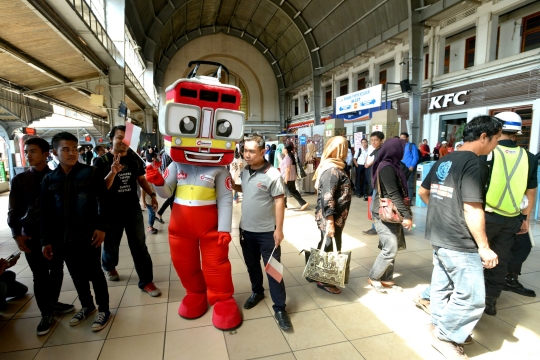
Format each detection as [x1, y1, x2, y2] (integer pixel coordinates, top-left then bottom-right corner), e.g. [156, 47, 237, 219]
[498, 2, 540, 60]
[446, 27, 476, 72]
[163, 33, 279, 123]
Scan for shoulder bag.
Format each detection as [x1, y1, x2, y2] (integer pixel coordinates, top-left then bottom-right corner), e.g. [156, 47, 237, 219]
[377, 168, 411, 223]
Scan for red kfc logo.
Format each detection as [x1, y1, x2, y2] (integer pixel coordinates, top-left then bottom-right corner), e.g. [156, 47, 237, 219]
[225, 176, 233, 191]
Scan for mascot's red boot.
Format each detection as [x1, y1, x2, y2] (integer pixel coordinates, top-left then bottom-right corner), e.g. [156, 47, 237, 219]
[147, 61, 245, 330]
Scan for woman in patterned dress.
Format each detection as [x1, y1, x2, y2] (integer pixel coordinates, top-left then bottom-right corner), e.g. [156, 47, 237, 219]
[313, 136, 352, 294]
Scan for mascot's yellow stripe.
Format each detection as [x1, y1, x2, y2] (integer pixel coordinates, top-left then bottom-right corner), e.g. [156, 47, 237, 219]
[164, 137, 233, 150]
[175, 185, 216, 201]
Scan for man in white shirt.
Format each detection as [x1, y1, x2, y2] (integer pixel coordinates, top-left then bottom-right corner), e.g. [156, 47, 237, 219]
[353, 138, 369, 200]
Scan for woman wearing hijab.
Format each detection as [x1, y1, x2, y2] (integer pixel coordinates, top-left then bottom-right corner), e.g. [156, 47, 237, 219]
[368, 138, 413, 294]
[433, 142, 441, 161]
[274, 143, 284, 169]
[313, 137, 352, 294]
[303, 142, 317, 193]
[281, 143, 309, 210]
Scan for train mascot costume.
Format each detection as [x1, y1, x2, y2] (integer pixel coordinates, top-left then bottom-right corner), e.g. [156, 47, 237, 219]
[146, 61, 244, 330]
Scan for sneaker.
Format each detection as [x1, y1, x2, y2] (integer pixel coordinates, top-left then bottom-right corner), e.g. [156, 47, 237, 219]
[430, 327, 469, 359]
[53, 302, 75, 314]
[148, 227, 158, 234]
[37, 315, 54, 336]
[91, 310, 111, 332]
[69, 307, 97, 326]
[142, 282, 162, 297]
[155, 217, 165, 224]
[363, 228, 377, 236]
[104, 269, 120, 281]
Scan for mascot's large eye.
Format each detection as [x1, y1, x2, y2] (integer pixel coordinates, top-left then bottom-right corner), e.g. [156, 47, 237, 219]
[180, 116, 197, 134]
[216, 120, 233, 137]
[213, 109, 244, 141]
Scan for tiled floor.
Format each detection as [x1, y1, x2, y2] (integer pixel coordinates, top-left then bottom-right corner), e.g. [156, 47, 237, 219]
[1, 190, 540, 359]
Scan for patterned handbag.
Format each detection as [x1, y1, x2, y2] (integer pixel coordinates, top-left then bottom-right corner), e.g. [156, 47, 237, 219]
[376, 168, 410, 223]
[302, 236, 351, 288]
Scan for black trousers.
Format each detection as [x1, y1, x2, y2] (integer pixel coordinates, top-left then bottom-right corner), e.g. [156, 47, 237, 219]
[484, 212, 523, 298]
[55, 241, 109, 312]
[0, 271, 28, 309]
[507, 232, 533, 275]
[25, 238, 64, 316]
[240, 230, 286, 312]
[354, 165, 368, 197]
[157, 195, 174, 216]
[284, 180, 306, 207]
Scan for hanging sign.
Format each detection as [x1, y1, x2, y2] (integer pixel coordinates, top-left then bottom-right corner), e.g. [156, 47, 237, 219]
[335, 84, 382, 115]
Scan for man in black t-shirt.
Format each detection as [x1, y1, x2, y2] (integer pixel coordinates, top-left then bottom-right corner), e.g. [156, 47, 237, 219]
[94, 125, 161, 297]
[418, 115, 502, 359]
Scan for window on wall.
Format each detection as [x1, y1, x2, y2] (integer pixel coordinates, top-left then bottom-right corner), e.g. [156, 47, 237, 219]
[464, 36, 476, 68]
[424, 53, 429, 79]
[325, 87, 332, 107]
[522, 12, 540, 52]
[357, 72, 368, 90]
[294, 99, 299, 116]
[495, 27, 500, 60]
[339, 80, 348, 96]
[304, 97, 309, 113]
[443, 46, 450, 74]
[379, 69, 387, 90]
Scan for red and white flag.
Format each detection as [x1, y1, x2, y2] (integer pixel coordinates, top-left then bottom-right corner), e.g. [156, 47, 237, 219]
[122, 121, 142, 152]
[264, 247, 283, 283]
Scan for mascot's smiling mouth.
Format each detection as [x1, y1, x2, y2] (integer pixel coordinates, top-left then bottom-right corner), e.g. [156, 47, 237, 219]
[183, 150, 223, 163]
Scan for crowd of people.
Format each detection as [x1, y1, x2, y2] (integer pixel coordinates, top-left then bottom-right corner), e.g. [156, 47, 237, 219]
[1, 112, 538, 360]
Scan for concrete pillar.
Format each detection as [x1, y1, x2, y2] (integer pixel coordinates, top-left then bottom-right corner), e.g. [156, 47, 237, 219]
[475, 13, 494, 66]
[395, 51, 404, 81]
[108, 65, 125, 126]
[436, 35, 446, 76]
[407, 0, 424, 144]
[105, 0, 125, 67]
[144, 107, 153, 134]
[427, 27, 435, 85]
[486, 14, 499, 62]
[279, 91, 285, 129]
[313, 74, 321, 125]
[348, 71, 354, 94]
[368, 61, 375, 86]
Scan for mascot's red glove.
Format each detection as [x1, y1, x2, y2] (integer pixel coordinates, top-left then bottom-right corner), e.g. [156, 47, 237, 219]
[145, 165, 164, 186]
[217, 232, 232, 247]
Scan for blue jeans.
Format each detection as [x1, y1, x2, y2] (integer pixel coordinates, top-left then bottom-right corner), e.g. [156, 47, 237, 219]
[146, 204, 156, 226]
[369, 218, 400, 281]
[430, 246, 485, 344]
[240, 230, 286, 312]
[102, 207, 154, 289]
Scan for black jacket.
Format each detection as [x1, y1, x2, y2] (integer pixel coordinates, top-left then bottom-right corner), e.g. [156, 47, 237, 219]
[8, 167, 51, 238]
[40, 162, 109, 246]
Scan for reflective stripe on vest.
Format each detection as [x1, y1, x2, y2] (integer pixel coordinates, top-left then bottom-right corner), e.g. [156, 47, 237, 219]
[485, 145, 528, 216]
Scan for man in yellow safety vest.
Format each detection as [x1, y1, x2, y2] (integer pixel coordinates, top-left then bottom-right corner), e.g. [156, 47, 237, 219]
[483, 112, 538, 316]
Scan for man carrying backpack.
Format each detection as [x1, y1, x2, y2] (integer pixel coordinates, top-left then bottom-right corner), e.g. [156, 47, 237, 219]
[400, 132, 419, 203]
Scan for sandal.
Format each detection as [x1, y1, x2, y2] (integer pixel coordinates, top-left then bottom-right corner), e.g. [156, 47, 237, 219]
[368, 278, 387, 294]
[381, 281, 403, 292]
[316, 282, 341, 294]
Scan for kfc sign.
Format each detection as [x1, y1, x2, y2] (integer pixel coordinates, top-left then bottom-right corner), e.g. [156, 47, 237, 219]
[429, 90, 470, 110]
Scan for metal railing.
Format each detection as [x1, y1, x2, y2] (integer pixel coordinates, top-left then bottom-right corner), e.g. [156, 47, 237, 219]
[65, 0, 122, 64]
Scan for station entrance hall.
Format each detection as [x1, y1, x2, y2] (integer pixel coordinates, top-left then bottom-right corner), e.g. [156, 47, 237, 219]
[1, 0, 540, 359]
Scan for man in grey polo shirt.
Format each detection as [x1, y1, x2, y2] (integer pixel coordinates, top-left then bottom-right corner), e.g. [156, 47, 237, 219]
[231, 134, 291, 330]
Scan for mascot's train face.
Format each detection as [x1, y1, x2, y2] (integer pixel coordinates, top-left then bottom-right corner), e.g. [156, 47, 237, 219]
[160, 75, 245, 166]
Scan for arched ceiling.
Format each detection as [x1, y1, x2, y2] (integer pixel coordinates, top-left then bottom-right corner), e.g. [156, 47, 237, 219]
[126, 0, 409, 90]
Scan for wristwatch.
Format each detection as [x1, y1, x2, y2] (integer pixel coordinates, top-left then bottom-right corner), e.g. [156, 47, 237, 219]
[151, 192, 156, 197]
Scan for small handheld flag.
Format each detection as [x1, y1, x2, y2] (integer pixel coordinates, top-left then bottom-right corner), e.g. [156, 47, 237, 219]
[123, 122, 142, 152]
[264, 246, 283, 283]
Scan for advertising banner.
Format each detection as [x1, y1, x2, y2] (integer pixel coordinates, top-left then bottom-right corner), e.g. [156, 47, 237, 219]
[335, 84, 382, 115]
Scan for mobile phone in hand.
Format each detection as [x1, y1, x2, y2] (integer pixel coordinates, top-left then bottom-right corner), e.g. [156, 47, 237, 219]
[6, 250, 21, 266]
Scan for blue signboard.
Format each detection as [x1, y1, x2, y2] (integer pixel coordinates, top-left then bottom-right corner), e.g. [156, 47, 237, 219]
[299, 135, 307, 145]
